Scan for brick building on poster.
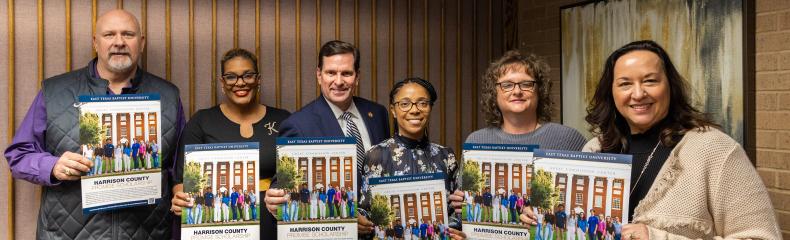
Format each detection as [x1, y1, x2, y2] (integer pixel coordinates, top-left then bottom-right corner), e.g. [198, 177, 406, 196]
[201, 160, 257, 194]
[296, 156, 356, 192]
[388, 190, 446, 225]
[99, 111, 159, 145]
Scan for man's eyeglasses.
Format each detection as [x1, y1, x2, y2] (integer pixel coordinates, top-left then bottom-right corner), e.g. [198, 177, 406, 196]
[393, 100, 431, 112]
[222, 72, 259, 85]
[496, 81, 536, 92]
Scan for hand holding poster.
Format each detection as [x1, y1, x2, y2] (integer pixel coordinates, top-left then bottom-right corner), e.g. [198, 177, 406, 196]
[180, 142, 261, 240]
[274, 137, 358, 240]
[365, 173, 450, 240]
[78, 94, 163, 214]
[461, 144, 538, 240]
[531, 149, 632, 240]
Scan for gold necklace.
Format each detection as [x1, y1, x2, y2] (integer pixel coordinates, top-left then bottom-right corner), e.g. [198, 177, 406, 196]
[629, 140, 661, 195]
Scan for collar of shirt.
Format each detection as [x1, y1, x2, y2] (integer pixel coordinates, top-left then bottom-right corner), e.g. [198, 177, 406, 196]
[323, 97, 372, 150]
[89, 58, 137, 95]
[324, 97, 360, 121]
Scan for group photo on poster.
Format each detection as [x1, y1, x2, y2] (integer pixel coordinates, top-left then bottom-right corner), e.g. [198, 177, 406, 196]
[78, 94, 164, 214]
[460, 144, 536, 240]
[363, 173, 451, 240]
[180, 142, 261, 240]
[528, 149, 632, 240]
[79, 95, 162, 178]
[1, 1, 784, 239]
[274, 137, 359, 240]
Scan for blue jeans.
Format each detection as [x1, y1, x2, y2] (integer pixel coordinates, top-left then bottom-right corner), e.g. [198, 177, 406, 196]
[543, 223, 553, 240]
[186, 207, 193, 224]
[466, 203, 473, 221]
[94, 156, 102, 175]
[282, 203, 290, 221]
[535, 222, 543, 240]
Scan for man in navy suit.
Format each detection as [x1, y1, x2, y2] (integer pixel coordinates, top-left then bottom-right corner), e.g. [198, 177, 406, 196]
[264, 40, 390, 226]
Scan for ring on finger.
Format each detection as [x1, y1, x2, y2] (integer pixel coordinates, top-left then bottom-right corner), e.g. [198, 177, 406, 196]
[64, 168, 71, 176]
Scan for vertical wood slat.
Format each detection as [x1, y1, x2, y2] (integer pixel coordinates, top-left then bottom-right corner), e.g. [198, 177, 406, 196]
[255, 0, 260, 74]
[65, 0, 71, 71]
[353, 0, 359, 96]
[255, 0, 260, 103]
[7, 0, 15, 239]
[488, 0, 492, 62]
[471, 0, 478, 129]
[353, 0, 358, 46]
[423, 0, 428, 77]
[334, 0, 339, 39]
[370, 0, 377, 102]
[233, 0, 238, 48]
[315, 0, 320, 97]
[91, 0, 96, 58]
[455, 0, 461, 151]
[37, 0, 42, 88]
[275, 0, 281, 108]
[141, 0, 146, 70]
[406, 0, 411, 77]
[295, 0, 301, 108]
[165, 0, 170, 81]
[117, 0, 122, 9]
[440, 0, 446, 145]
[387, 0, 393, 132]
[210, 0, 216, 105]
[188, 0, 194, 115]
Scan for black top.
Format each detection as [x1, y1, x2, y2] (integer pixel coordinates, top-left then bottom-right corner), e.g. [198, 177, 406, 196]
[625, 126, 679, 222]
[175, 105, 290, 183]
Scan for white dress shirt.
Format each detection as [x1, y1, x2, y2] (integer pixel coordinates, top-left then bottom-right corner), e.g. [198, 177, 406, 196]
[325, 98, 373, 151]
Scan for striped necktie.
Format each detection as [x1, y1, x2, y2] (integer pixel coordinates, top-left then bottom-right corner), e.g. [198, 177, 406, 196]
[340, 112, 365, 170]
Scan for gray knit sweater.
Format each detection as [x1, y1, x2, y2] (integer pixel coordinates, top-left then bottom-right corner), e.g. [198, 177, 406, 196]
[464, 122, 587, 151]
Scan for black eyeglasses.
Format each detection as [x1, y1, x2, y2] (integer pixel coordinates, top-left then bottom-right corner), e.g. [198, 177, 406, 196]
[496, 81, 537, 92]
[393, 100, 431, 112]
[222, 72, 259, 85]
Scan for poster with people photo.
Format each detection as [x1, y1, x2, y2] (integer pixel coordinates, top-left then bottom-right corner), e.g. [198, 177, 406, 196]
[461, 144, 537, 240]
[363, 173, 450, 240]
[180, 142, 261, 240]
[531, 149, 632, 240]
[274, 137, 358, 240]
[78, 94, 163, 214]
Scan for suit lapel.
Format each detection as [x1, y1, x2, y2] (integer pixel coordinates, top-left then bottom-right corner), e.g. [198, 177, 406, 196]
[355, 97, 380, 143]
[315, 95, 345, 136]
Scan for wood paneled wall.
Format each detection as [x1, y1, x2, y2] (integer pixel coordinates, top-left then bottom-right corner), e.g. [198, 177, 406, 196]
[0, 0, 511, 239]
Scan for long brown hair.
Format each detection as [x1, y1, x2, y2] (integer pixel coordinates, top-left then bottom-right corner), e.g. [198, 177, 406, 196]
[585, 40, 717, 153]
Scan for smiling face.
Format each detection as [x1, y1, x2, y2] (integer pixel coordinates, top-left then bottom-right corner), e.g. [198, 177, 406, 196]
[93, 10, 144, 74]
[390, 83, 432, 140]
[220, 56, 259, 106]
[495, 67, 538, 119]
[612, 50, 670, 134]
[317, 53, 358, 110]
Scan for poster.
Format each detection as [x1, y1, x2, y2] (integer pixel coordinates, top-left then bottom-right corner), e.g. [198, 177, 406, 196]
[461, 144, 538, 240]
[366, 173, 450, 240]
[180, 142, 261, 240]
[531, 149, 632, 240]
[274, 137, 358, 240]
[78, 94, 163, 214]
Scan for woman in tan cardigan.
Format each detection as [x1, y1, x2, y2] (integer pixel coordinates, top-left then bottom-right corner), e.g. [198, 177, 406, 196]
[581, 40, 779, 239]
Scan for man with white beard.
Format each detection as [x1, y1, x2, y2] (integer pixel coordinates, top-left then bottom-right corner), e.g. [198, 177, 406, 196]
[4, 9, 185, 239]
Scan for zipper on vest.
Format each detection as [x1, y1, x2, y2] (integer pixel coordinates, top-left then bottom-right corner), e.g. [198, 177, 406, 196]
[112, 210, 117, 239]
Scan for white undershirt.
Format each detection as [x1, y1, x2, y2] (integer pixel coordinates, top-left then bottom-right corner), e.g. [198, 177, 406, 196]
[325, 98, 373, 151]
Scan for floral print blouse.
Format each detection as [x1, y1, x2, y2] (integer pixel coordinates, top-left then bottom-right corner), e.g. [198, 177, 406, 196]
[358, 134, 460, 210]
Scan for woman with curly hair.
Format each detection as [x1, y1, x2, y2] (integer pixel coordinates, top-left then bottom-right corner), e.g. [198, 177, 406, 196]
[464, 50, 586, 149]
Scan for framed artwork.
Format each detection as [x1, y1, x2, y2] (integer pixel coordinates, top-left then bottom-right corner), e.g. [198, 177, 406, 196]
[560, 0, 754, 153]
